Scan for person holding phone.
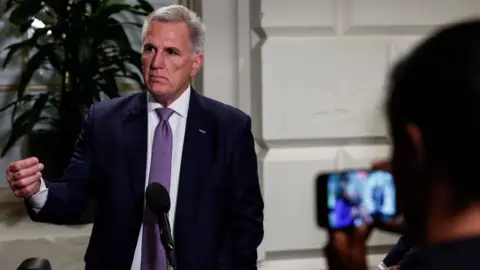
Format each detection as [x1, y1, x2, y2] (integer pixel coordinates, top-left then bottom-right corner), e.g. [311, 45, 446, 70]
[328, 19, 480, 270]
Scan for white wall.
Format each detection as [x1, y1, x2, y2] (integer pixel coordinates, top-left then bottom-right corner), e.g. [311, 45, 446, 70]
[199, 0, 480, 269]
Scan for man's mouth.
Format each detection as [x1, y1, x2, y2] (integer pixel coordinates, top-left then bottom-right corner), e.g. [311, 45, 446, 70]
[150, 76, 167, 82]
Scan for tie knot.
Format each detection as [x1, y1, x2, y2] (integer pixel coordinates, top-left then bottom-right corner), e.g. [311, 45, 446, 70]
[155, 108, 174, 121]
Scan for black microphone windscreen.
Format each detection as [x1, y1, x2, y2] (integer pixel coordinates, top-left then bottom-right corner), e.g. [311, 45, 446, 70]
[17, 257, 52, 270]
[146, 182, 171, 214]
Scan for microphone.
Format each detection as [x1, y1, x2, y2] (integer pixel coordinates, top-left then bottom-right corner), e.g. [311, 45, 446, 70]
[146, 182, 176, 269]
[17, 258, 52, 270]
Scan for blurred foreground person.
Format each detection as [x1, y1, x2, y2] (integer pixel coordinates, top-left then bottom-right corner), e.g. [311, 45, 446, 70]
[327, 18, 480, 270]
[386, 18, 480, 270]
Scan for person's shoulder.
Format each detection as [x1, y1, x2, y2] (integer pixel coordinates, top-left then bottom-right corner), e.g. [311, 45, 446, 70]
[90, 91, 145, 117]
[198, 94, 250, 126]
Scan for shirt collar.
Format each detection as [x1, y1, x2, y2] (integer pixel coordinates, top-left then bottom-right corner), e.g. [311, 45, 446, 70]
[146, 85, 191, 118]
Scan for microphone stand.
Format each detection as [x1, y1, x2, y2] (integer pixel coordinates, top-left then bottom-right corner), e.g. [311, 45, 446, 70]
[159, 213, 177, 270]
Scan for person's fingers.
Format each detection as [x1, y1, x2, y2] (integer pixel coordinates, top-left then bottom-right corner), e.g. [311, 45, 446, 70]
[330, 231, 350, 255]
[13, 179, 41, 198]
[324, 242, 348, 270]
[10, 172, 42, 191]
[349, 226, 370, 270]
[10, 163, 44, 181]
[6, 157, 39, 173]
[377, 215, 407, 234]
[354, 224, 373, 242]
[372, 160, 391, 172]
[326, 230, 369, 270]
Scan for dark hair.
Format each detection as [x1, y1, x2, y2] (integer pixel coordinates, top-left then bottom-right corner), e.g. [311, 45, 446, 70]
[387, 19, 480, 210]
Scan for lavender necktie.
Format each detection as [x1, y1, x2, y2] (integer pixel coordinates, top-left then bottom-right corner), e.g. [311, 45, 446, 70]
[141, 108, 174, 270]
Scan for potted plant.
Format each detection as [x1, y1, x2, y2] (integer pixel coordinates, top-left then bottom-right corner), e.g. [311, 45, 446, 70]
[0, 0, 152, 179]
[0, 0, 153, 223]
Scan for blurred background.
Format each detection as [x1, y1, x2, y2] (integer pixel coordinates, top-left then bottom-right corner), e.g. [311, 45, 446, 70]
[0, 0, 479, 269]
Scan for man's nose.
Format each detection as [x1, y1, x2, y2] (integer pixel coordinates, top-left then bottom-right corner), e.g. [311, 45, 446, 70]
[151, 53, 166, 69]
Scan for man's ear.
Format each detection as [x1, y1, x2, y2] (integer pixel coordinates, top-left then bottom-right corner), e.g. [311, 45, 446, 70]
[405, 123, 424, 162]
[190, 53, 204, 76]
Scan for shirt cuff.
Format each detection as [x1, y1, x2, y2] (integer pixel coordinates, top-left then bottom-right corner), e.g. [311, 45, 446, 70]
[27, 178, 49, 212]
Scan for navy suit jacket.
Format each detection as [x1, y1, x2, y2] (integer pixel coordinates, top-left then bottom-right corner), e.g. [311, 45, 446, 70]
[27, 90, 264, 270]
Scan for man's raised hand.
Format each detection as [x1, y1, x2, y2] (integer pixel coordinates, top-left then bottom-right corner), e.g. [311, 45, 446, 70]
[6, 157, 44, 198]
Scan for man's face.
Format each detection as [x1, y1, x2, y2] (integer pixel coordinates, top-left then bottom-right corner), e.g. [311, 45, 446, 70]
[141, 21, 203, 104]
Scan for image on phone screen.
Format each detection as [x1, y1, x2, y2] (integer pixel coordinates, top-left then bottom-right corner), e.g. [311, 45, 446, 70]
[327, 170, 396, 230]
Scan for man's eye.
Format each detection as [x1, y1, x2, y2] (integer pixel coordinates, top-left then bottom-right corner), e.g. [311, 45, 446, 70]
[143, 45, 154, 52]
[166, 48, 177, 55]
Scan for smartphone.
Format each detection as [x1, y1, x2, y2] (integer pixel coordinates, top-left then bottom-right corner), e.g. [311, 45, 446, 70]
[316, 169, 399, 231]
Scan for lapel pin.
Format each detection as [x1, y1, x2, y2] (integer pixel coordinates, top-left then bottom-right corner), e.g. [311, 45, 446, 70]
[198, 129, 206, 134]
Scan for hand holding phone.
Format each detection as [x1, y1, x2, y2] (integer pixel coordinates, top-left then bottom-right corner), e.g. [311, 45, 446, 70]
[316, 168, 399, 231]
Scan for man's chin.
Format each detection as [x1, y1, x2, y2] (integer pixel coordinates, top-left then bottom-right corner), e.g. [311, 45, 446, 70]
[147, 86, 173, 97]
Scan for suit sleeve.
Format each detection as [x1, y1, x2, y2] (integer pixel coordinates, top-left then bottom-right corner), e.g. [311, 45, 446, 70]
[26, 105, 95, 224]
[381, 234, 415, 267]
[230, 116, 265, 269]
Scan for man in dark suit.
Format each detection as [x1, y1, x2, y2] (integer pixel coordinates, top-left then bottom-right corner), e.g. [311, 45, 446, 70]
[5, 4, 264, 270]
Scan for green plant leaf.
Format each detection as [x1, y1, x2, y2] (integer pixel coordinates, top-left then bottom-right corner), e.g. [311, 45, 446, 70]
[109, 21, 143, 28]
[9, 1, 43, 26]
[11, 44, 53, 124]
[17, 44, 53, 99]
[100, 0, 111, 6]
[2, 29, 49, 68]
[1, 92, 50, 157]
[127, 49, 142, 74]
[105, 18, 134, 54]
[3, 42, 29, 69]
[98, 4, 138, 18]
[17, 18, 34, 33]
[0, 100, 16, 113]
[0, 94, 37, 113]
[0, 0, 152, 158]
[46, 50, 64, 74]
[99, 70, 121, 98]
[5, 0, 17, 13]
[120, 70, 144, 88]
[42, 0, 69, 18]
[136, 0, 154, 13]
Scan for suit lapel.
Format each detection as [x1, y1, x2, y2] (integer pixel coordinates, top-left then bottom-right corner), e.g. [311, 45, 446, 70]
[175, 90, 216, 235]
[122, 91, 148, 209]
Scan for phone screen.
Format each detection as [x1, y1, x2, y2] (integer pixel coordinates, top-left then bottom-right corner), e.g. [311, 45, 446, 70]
[324, 169, 397, 230]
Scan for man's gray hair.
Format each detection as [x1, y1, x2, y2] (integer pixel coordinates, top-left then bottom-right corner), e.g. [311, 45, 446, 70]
[142, 5, 205, 54]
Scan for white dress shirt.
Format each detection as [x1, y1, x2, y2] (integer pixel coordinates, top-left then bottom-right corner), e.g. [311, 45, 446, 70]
[28, 87, 191, 270]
